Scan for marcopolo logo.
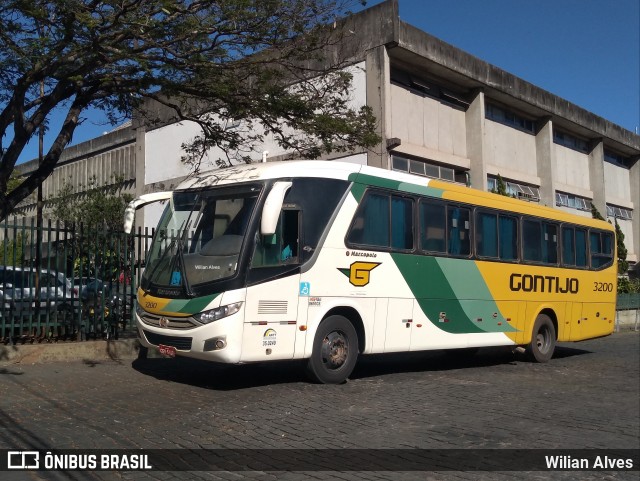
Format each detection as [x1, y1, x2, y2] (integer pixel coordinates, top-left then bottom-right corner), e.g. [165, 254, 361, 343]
[338, 262, 381, 287]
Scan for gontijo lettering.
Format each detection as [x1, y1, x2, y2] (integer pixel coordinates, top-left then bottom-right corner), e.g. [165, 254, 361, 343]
[510, 273, 579, 294]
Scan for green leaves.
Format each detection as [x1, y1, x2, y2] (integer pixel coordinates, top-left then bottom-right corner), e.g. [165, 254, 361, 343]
[1, 0, 378, 220]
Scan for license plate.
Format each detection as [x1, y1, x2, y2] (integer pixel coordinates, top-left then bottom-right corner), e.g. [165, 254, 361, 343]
[158, 344, 176, 358]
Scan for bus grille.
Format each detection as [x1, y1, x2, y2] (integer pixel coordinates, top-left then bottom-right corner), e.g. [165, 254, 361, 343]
[142, 330, 193, 350]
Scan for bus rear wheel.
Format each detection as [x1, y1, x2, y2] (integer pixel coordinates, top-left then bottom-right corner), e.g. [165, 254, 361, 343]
[306, 315, 358, 384]
[526, 314, 556, 363]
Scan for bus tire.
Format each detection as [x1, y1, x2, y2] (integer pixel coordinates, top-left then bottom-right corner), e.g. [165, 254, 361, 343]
[306, 315, 358, 384]
[526, 314, 556, 363]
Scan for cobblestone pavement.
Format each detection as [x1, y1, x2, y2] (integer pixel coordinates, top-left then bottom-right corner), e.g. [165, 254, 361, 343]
[0, 332, 638, 481]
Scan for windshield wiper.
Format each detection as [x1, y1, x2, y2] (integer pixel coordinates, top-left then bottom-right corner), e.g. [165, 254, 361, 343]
[174, 220, 196, 298]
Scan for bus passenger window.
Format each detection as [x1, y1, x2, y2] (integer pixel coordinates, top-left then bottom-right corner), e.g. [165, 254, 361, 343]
[347, 191, 413, 251]
[542, 223, 558, 264]
[523, 220, 542, 262]
[420, 202, 446, 253]
[477, 212, 498, 258]
[590, 231, 613, 269]
[448, 207, 470, 256]
[347, 192, 390, 247]
[575, 229, 588, 267]
[391, 196, 414, 250]
[499, 215, 518, 260]
[562, 227, 576, 266]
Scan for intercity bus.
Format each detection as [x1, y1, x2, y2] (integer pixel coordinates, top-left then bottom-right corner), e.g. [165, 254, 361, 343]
[125, 161, 616, 383]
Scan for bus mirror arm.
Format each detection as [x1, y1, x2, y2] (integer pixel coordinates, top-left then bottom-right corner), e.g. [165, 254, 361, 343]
[123, 191, 173, 234]
[260, 181, 292, 236]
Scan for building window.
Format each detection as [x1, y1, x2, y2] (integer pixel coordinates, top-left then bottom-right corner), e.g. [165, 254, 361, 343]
[606, 204, 633, 220]
[390, 68, 470, 110]
[392, 155, 467, 184]
[555, 192, 592, 212]
[487, 176, 540, 202]
[553, 130, 590, 153]
[485, 103, 535, 134]
[604, 150, 631, 168]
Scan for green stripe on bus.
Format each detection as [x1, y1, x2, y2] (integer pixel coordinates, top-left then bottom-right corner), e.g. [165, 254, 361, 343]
[348, 173, 445, 201]
[391, 254, 516, 334]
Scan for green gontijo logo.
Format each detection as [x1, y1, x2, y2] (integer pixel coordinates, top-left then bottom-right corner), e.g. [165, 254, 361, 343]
[338, 262, 381, 287]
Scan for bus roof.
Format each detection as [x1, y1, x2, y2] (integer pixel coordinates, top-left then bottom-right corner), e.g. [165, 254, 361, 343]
[175, 160, 614, 232]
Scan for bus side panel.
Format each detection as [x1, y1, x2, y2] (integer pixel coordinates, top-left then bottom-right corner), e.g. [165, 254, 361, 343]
[241, 275, 300, 362]
[575, 302, 615, 341]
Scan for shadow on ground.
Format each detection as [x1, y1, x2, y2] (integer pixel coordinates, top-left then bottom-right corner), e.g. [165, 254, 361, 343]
[131, 343, 592, 390]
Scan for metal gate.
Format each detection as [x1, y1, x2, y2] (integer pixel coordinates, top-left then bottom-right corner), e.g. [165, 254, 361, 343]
[0, 218, 153, 344]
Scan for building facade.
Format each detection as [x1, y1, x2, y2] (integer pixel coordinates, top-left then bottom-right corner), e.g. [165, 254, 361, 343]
[16, 0, 640, 272]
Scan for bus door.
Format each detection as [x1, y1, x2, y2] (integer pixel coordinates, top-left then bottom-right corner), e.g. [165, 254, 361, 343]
[242, 208, 301, 361]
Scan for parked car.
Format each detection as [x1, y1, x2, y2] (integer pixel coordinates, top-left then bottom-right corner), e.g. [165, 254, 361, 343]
[0, 266, 80, 341]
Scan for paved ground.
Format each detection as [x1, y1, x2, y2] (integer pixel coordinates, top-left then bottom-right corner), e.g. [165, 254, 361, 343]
[0, 331, 638, 481]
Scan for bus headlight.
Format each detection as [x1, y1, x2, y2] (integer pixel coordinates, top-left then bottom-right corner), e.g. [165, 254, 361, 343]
[194, 302, 243, 324]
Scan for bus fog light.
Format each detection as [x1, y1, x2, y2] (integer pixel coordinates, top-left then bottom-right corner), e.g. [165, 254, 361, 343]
[204, 336, 227, 351]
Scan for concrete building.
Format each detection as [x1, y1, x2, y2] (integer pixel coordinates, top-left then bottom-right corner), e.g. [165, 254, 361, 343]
[15, 0, 640, 272]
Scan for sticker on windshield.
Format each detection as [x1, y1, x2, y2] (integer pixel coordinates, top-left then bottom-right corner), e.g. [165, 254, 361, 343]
[170, 271, 182, 286]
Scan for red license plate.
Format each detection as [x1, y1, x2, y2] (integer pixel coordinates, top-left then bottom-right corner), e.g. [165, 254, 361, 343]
[158, 344, 176, 358]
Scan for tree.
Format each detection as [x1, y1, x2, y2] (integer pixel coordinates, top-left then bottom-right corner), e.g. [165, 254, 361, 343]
[491, 174, 508, 196]
[49, 176, 133, 230]
[48, 176, 134, 279]
[0, 0, 378, 221]
[614, 219, 629, 275]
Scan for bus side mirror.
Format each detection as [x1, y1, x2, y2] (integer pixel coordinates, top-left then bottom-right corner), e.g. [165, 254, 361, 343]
[123, 191, 173, 234]
[261, 181, 292, 236]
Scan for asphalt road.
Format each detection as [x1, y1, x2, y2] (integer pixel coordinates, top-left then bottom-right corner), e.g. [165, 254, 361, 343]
[0, 331, 638, 481]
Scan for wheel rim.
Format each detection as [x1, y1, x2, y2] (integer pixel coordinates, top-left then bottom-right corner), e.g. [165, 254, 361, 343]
[321, 330, 349, 370]
[536, 325, 551, 354]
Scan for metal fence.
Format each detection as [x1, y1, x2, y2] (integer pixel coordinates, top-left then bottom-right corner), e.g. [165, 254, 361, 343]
[616, 293, 640, 310]
[1, 218, 153, 345]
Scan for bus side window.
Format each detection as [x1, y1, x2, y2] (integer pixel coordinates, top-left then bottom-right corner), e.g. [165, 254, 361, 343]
[562, 226, 576, 266]
[448, 206, 470, 256]
[590, 230, 613, 269]
[420, 201, 446, 253]
[523, 219, 542, 262]
[499, 215, 518, 260]
[542, 222, 558, 264]
[252, 210, 299, 267]
[477, 211, 498, 258]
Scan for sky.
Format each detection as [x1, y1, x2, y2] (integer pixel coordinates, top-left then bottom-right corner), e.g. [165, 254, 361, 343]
[16, 0, 640, 164]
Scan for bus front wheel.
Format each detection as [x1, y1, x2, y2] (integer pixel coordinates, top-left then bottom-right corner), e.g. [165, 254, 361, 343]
[306, 315, 358, 384]
[526, 314, 556, 363]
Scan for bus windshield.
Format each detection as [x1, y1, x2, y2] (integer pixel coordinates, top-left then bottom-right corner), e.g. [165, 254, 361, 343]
[142, 185, 261, 294]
